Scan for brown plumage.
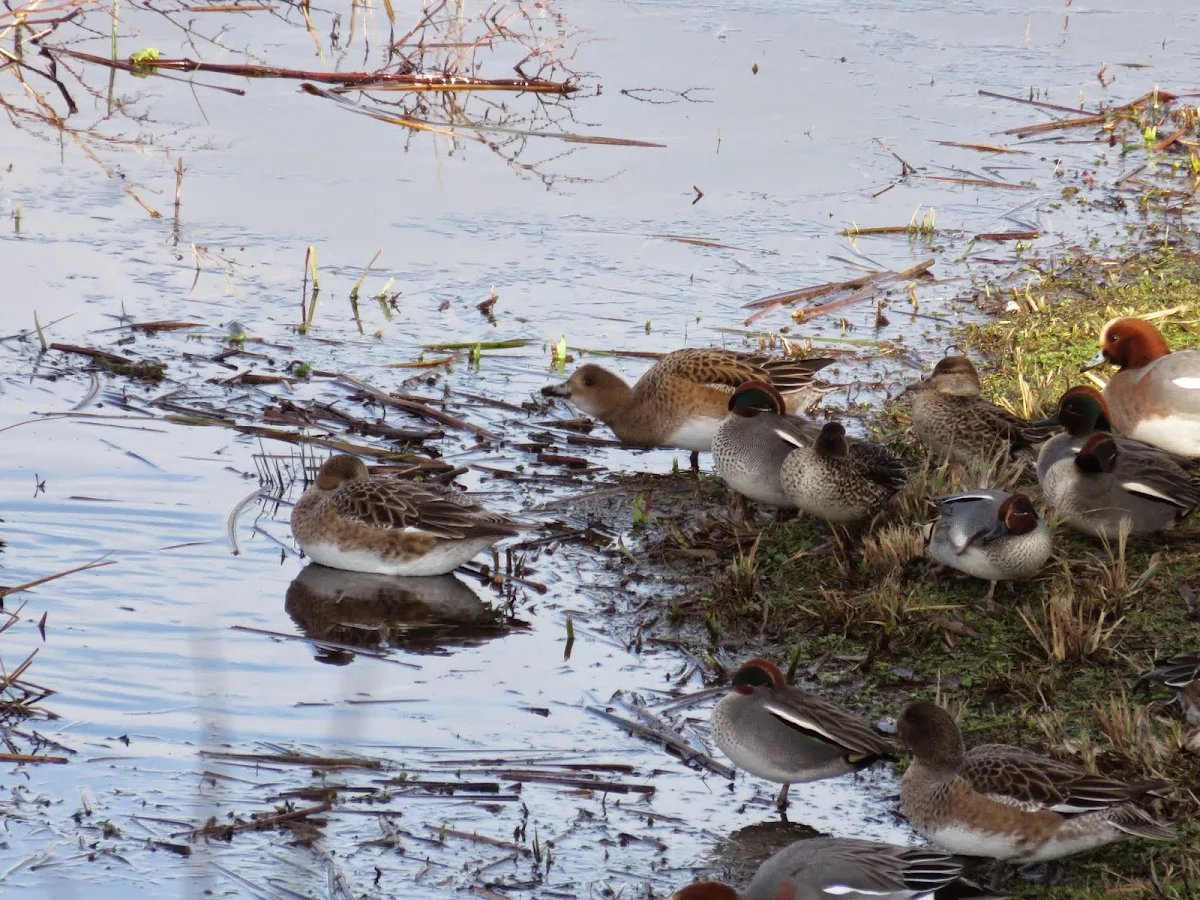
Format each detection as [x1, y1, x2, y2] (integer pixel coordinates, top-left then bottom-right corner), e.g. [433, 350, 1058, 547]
[291, 455, 519, 577]
[541, 348, 835, 453]
[905, 356, 1053, 464]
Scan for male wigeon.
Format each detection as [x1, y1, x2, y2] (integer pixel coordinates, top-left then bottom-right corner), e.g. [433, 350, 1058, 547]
[1083, 316, 1200, 458]
[898, 700, 1173, 887]
[778, 422, 908, 524]
[291, 455, 518, 576]
[924, 490, 1052, 604]
[670, 836, 999, 900]
[710, 657, 896, 811]
[542, 348, 834, 468]
[1036, 432, 1200, 539]
[905, 356, 1053, 464]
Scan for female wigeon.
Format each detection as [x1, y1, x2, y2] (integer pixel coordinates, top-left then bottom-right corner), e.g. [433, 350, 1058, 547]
[291, 455, 519, 576]
[924, 490, 1052, 604]
[710, 657, 896, 811]
[1083, 316, 1200, 458]
[670, 836, 996, 900]
[712, 381, 822, 508]
[905, 356, 1052, 464]
[1037, 432, 1200, 539]
[898, 700, 1174, 888]
[542, 348, 834, 468]
[778, 422, 908, 524]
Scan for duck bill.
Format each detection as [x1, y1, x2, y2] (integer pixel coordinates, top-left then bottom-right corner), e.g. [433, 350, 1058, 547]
[1028, 412, 1061, 429]
[1080, 349, 1108, 373]
[979, 520, 1009, 542]
[541, 382, 571, 398]
[902, 377, 933, 394]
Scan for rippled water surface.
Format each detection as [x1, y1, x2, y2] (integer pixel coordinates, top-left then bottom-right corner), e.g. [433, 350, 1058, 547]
[1, 0, 1198, 896]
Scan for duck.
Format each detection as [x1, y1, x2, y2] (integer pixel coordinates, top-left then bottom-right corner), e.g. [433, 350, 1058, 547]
[905, 355, 1053, 464]
[897, 700, 1174, 887]
[669, 836, 999, 900]
[1083, 316, 1200, 458]
[924, 490, 1052, 604]
[1140, 651, 1200, 727]
[711, 380, 821, 509]
[541, 348, 835, 469]
[1036, 432, 1200, 539]
[1031, 384, 1193, 460]
[778, 422, 907, 524]
[710, 657, 896, 811]
[291, 455, 519, 576]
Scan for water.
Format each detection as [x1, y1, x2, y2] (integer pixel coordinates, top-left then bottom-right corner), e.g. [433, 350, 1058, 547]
[1, 0, 1197, 896]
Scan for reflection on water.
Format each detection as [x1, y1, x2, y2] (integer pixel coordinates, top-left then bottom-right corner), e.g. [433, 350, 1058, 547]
[710, 820, 824, 886]
[284, 564, 520, 663]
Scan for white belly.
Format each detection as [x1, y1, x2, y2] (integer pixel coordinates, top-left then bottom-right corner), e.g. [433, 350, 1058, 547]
[302, 539, 496, 577]
[926, 823, 1025, 860]
[665, 417, 721, 452]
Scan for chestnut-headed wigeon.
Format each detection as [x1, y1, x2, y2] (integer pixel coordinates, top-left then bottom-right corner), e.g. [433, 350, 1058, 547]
[670, 836, 996, 900]
[291, 455, 518, 576]
[924, 490, 1052, 604]
[904, 356, 1053, 464]
[898, 700, 1174, 888]
[542, 348, 834, 468]
[710, 657, 896, 811]
[1083, 316, 1200, 458]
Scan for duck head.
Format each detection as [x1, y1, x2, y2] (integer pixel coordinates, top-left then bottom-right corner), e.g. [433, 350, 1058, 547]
[904, 355, 982, 397]
[1031, 385, 1112, 436]
[728, 380, 786, 417]
[730, 657, 787, 695]
[1075, 432, 1119, 475]
[978, 493, 1040, 542]
[315, 454, 370, 490]
[542, 364, 632, 420]
[898, 700, 966, 769]
[813, 421, 850, 458]
[1083, 317, 1172, 372]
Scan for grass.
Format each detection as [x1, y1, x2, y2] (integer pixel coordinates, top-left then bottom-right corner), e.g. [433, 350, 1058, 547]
[654, 244, 1200, 898]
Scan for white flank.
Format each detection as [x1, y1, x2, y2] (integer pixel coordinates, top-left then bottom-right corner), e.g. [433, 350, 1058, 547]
[773, 427, 807, 449]
[665, 418, 721, 453]
[821, 886, 894, 897]
[302, 537, 499, 577]
[1121, 481, 1183, 505]
[763, 701, 840, 744]
[926, 823, 1023, 859]
[1172, 377, 1200, 390]
[1130, 418, 1200, 457]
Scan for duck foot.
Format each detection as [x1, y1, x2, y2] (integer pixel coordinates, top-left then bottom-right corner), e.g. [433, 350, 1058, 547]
[774, 783, 790, 817]
[1017, 861, 1063, 885]
[728, 493, 747, 527]
[988, 861, 1007, 892]
[981, 580, 998, 612]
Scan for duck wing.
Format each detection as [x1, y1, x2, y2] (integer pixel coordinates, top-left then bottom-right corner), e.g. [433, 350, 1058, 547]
[932, 490, 1006, 554]
[961, 743, 1166, 814]
[332, 480, 519, 539]
[653, 348, 835, 393]
[760, 688, 897, 761]
[848, 439, 909, 492]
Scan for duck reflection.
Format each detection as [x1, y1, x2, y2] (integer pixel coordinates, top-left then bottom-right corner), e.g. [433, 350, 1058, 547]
[285, 564, 518, 665]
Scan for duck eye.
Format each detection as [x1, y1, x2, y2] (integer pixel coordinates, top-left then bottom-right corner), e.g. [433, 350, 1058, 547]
[582, 377, 594, 388]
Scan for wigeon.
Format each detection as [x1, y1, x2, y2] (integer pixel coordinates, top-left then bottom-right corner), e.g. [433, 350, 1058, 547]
[542, 348, 834, 468]
[898, 700, 1174, 888]
[1084, 316, 1200, 458]
[291, 455, 518, 576]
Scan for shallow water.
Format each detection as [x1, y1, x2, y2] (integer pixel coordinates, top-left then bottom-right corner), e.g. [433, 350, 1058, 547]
[1, 0, 1198, 896]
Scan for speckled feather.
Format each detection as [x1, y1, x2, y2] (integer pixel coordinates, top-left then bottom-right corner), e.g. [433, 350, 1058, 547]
[329, 478, 518, 539]
[778, 425, 907, 523]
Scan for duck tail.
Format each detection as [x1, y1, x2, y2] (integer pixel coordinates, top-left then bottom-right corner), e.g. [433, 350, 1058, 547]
[1108, 804, 1176, 841]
